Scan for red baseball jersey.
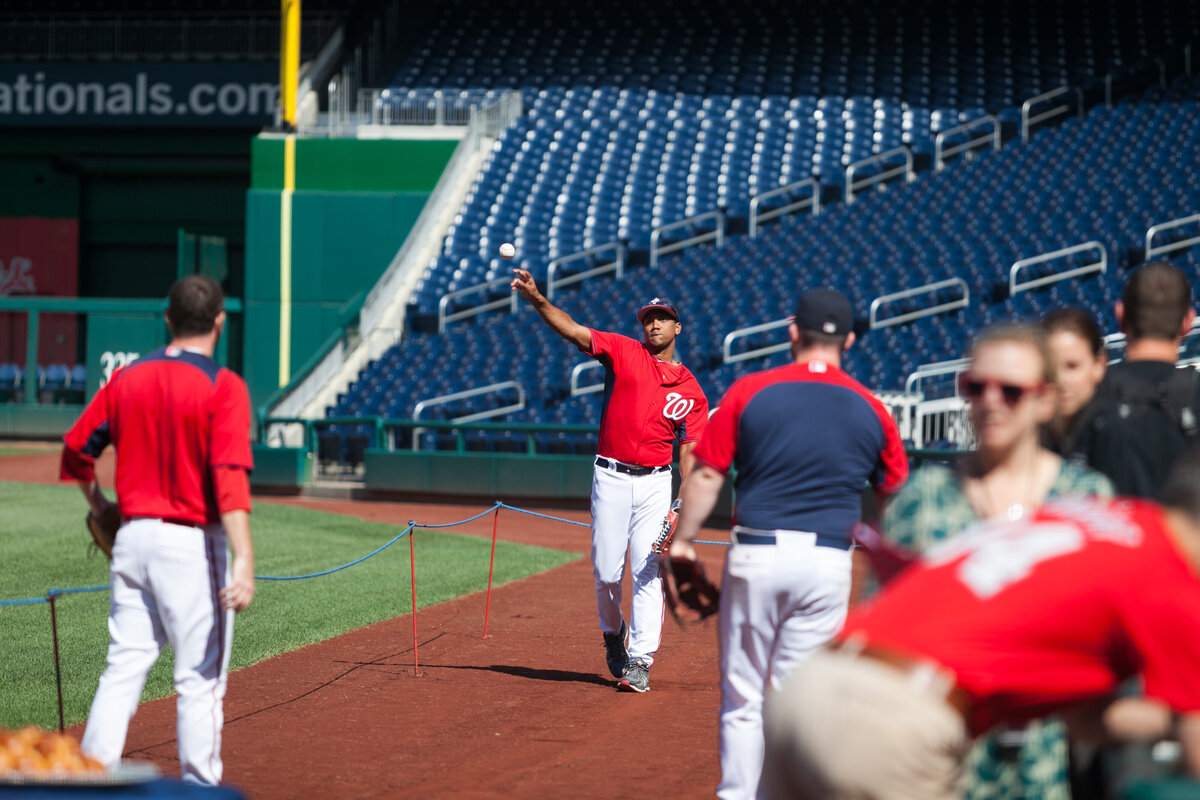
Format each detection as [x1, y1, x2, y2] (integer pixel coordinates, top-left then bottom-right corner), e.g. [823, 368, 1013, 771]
[587, 329, 709, 467]
[694, 359, 908, 539]
[842, 497, 1200, 735]
[61, 346, 254, 524]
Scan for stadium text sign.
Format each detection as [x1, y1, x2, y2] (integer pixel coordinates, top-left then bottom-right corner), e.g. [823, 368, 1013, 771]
[0, 62, 277, 127]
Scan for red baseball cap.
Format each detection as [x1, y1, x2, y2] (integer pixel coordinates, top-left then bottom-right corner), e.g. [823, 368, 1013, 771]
[637, 297, 679, 324]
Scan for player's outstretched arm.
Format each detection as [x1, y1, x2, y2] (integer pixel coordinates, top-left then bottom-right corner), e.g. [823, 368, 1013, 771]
[510, 268, 592, 351]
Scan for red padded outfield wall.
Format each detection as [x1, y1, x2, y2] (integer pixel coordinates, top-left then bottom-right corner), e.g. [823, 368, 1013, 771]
[0, 217, 79, 364]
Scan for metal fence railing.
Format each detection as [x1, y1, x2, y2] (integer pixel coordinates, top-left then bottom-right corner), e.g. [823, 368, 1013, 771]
[1009, 241, 1107, 296]
[869, 278, 969, 330]
[845, 146, 913, 204]
[1145, 212, 1200, 262]
[312, 87, 522, 138]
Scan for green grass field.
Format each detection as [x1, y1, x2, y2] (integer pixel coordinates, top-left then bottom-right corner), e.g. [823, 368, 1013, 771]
[0, 447, 47, 456]
[0, 481, 581, 729]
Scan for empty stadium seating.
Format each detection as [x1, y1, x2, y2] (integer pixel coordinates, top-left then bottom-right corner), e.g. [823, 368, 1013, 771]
[0, 364, 89, 404]
[322, 0, 1200, 454]
[389, 0, 1197, 323]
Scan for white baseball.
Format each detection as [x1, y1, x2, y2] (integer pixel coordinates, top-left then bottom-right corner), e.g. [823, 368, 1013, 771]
[498, 242, 516, 260]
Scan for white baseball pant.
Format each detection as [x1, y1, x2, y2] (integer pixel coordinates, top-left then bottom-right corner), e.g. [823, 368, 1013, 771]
[716, 528, 853, 800]
[82, 518, 234, 785]
[589, 461, 672, 666]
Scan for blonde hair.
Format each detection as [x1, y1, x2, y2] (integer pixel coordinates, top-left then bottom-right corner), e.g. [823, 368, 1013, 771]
[967, 323, 1057, 386]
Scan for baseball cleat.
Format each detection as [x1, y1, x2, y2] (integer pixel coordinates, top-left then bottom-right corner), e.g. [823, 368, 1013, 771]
[603, 621, 629, 678]
[617, 659, 650, 693]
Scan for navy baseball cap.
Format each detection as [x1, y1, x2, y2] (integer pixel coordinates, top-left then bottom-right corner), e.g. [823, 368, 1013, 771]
[637, 297, 679, 324]
[793, 288, 853, 336]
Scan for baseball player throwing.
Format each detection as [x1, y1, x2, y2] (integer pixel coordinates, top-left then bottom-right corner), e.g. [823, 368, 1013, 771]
[511, 268, 708, 692]
[60, 275, 255, 785]
[671, 288, 908, 799]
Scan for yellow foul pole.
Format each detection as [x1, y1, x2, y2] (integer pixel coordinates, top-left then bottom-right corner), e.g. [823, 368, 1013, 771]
[278, 0, 300, 387]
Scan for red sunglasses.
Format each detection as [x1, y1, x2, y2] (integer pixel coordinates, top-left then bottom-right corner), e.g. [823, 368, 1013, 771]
[958, 374, 1045, 406]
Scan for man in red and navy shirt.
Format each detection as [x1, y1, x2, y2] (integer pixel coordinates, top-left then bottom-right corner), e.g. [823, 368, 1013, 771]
[60, 274, 254, 785]
[511, 268, 708, 693]
[672, 287, 908, 800]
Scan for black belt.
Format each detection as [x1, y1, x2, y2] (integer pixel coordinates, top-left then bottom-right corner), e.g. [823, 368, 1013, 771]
[732, 527, 853, 551]
[594, 457, 670, 476]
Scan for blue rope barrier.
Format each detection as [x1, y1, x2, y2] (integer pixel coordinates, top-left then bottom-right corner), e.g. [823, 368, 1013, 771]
[496, 502, 729, 545]
[47, 586, 110, 597]
[407, 502, 503, 529]
[256, 524, 415, 581]
[0, 501, 733, 605]
[0, 596, 51, 607]
[496, 503, 590, 528]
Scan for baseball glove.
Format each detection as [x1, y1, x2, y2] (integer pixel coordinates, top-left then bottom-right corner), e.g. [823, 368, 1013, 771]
[651, 498, 682, 554]
[661, 553, 720, 625]
[85, 506, 120, 559]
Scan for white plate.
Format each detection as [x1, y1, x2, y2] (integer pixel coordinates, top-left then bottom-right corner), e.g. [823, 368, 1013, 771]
[0, 759, 160, 786]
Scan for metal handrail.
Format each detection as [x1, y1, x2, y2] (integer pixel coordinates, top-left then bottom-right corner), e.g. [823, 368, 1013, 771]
[547, 242, 625, 302]
[904, 358, 970, 395]
[1021, 86, 1083, 142]
[869, 278, 969, 329]
[650, 210, 725, 268]
[437, 276, 518, 332]
[845, 146, 913, 204]
[722, 318, 792, 364]
[570, 361, 606, 396]
[1009, 241, 1107, 296]
[1145, 212, 1200, 261]
[1104, 318, 1200, 363]
[411, 381, 526, 451]
[934, 116, 1000, 172]
[748, 179, 820, 239]
[1104, 57, 1166, 106]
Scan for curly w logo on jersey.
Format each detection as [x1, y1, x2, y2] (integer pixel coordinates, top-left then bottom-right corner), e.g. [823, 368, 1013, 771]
[662, 392, 695, 421]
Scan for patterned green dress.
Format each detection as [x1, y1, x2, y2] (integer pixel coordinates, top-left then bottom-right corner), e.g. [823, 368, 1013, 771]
[882, 459, 1114, 800]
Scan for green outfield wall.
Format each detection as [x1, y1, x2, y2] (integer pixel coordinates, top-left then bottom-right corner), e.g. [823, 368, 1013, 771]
[361, 450, 598, 499]
[242, 136, 458, 418]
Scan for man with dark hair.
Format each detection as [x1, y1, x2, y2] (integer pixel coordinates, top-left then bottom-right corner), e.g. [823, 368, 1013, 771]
[763, 445, 1200, 800]
[670, 287, 909, 799]
[510, 268, 709, 692]
[1074, 261, 1199, 497]
[60, 274, 255, 785]
[167, 275, 226, 337]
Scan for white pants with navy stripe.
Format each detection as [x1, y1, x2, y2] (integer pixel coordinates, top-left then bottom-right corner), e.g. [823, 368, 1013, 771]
[82, 519, 234, 785]
[589, 463, 672, 667]
[716, 531, 852, 800]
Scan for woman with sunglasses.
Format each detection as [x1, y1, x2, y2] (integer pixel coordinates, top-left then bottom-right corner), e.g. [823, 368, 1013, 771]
[1040, 308, 1109, 459]
[880, 323, 1113, 800]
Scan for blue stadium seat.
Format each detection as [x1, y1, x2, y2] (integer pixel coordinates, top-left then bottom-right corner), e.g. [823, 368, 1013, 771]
[323, 6, 1200, 448]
